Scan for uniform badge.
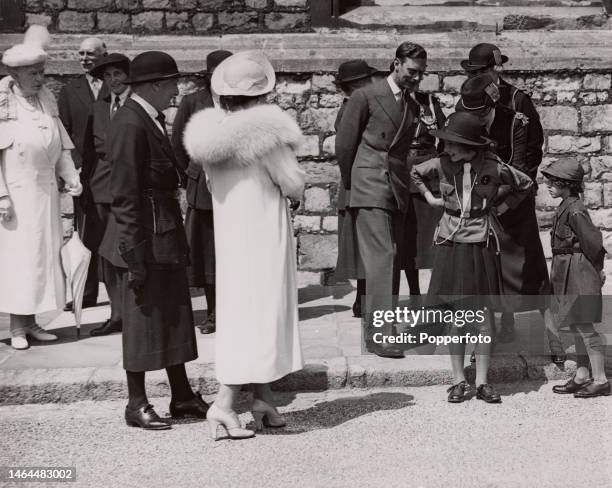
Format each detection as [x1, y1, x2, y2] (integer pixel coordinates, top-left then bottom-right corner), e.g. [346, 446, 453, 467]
[484, 82, 500, 103]
[515, 112, 529, 125]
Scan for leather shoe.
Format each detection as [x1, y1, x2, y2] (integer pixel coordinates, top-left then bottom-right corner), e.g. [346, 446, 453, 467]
[90, 320, 122, 337]
[573, 381, 611, 398]
[169, 392, 210, 418]
[447, 381, 468, 403]
[64, 297, 98, 312]
[197, 311, 216, 335]
[366, 342, 404, 358]
[125, 404, 171, 430]
[552, 377, 592, 394]
[476, 384, 502, 403]
[550, 353, 567, 366]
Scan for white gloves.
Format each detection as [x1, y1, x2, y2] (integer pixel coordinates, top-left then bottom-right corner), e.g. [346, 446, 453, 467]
[63, 179, 83, 197]
[0, 197, 13, 222]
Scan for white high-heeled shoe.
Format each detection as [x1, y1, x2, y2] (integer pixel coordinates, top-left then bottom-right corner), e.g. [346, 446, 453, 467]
[11, 335, 29, 350]
[251, 399, 286, 431]
[25, 323, 58, 342]
[207, 404, 255, 441]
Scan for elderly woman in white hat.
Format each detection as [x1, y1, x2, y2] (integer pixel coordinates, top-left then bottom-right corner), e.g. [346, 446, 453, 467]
[185, 51, 305, 440]
[0, 26, 82, 350]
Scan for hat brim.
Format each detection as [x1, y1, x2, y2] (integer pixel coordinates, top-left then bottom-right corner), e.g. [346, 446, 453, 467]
[454, 100, 493, 116]
[124, 72, 182, 85]
[460, 55, 508, 72]
[90, 60, 130, 80]
[540, 169, 582, 183]
[211, 52, 276, 97]
[430, 128, 492, 146]
[334, 67, 379, 85]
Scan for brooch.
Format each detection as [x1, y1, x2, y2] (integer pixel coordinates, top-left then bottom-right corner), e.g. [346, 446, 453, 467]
[515, 112, 529, 126]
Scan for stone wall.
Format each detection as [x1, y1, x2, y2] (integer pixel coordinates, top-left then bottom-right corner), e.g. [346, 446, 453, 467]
[50, 68, 612, 285]
[22, 0, 310, 34]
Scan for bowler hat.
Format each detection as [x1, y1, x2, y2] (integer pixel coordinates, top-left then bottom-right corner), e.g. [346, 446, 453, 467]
[124, 51, 181, 85]
[90, 53, 130, 80]
[456, 72, 500, 113]
[202, 50, 233, 75]
[211, 51, 275, 97]
[461, 43, 508, 72]
[335, 59, 378, 85]
[541, 157, 584, 183]
[429, 112, 492, 146]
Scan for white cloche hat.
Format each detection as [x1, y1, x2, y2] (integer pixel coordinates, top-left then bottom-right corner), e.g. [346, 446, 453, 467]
[211, 51, 276, 97]
[2, 25, 50, 68]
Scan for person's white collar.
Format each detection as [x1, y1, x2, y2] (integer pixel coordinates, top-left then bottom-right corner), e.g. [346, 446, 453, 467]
[130, 93, 164, 132]
[387, 74, 402, 99]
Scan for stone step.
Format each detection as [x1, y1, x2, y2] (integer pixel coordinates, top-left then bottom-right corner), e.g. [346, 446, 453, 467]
[373, 0, 602, 6]
[339, 6, 610, 31]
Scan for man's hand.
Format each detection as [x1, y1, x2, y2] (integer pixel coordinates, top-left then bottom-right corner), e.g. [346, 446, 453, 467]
[425, 192, 444, 208]
[0, 197, 14, 222]
[127, 268, 146, 292]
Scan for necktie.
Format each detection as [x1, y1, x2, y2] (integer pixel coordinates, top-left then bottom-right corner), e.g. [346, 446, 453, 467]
[462, 162, 472, 216]
[110, 95, 121, 119]
[156, 111, 168, 137]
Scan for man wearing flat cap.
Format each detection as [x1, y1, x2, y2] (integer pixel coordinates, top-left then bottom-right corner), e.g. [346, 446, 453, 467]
[81, 53, 131, 337]
[98, 51, 207, 430]
[171, 49, 232, 335]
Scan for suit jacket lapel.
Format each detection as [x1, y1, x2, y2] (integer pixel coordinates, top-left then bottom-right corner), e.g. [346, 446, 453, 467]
[74, 77, 94, 107]
[374, 82, 402, 129]
[125, 99, 177, 163]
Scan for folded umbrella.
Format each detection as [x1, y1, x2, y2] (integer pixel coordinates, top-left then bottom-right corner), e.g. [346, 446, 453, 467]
[60, 231, 91, 336]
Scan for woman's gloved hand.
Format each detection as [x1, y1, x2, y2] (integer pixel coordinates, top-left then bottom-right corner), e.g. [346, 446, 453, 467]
[0, 197, 14, 222]
[64, 179, 83, 197]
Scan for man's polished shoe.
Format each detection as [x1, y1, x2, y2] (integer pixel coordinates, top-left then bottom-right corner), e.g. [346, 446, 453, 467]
[125, 404, 171, 430]
[573, 381, 611, 398]
[447, 381, 468, 403]
[169, 392, 210, 418]
[366, 343, 404, 358]
[90, 320, 122, 337]
[476, 384, 502, 403]
[552, 377, 592, 394]
[197, 311, 216, 335]
[550, 353, 567, 366]
[64, 297, 98, 312]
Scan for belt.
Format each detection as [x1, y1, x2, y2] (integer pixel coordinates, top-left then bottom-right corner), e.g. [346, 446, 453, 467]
[552, 248, 582, 255]
[444, 208, 488, 218]
[142, 188, 179, 200]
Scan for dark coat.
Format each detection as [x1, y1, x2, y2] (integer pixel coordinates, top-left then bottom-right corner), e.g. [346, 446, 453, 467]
[550, 196, 605, 326]
[58, 76, 108, 169]
[171, 88, 214, 210]
[98, 98, 189, 269]
[82, 95, 113, 204]
[335, 79, 422, 212]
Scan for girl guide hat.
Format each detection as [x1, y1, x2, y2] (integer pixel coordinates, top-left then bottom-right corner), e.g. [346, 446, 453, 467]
[2, 25, 50, 68]
[211, 51, 276, 97]
[429, 112, 492, 146]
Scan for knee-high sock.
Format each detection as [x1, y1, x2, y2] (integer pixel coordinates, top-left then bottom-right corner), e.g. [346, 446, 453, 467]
[126, 371, 147, 409]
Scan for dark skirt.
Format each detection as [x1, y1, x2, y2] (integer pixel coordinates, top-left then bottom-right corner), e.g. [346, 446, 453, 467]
[412, 193, 444, 269]
[335, 208, 365, 280]
[427, 240, 504, 312]
[185, 207, 215, 287]
[119, 266, 198, 372]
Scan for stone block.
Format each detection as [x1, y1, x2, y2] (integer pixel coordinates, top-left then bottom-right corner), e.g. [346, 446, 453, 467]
[535, 184, 559, 209]
[299, 107, 337, 133]
[176, 0, 198, 9]
[67, 0, 112, 8]
[44, 0, 65, 9]
[143, 0, 171, 8]
[589, 208, 612, 229]
[293, 215, 320, 232]
[26, 0, 42, 10]
[583, 73, 611, 91]
[419, 74, 439, 92]
[540, 77, 581, 93]
[274, 0, 306, 6]
[583, 182, 603, 208]
[538, 106, 578, 132]
[218, 11, 259, 30]
[198, 0, 228, 8]
[322, 217, 338, 232]
[540, 230, 551, 259]
[318, 94, 342, 108]
[246, 0, 268, 7]
[604, 136, 612, 152]
[547, 135, 600, 154]
[296, 135, 319, 158]
[116, 0, 141, 10]
[192, 13, 214, 32]
[166, 12, 191, 31]
[581, 105, 612, 133]
[304, 186, 332, 212]
[556, 91, 577, 104]
[590, 156, 612, 179]
[132, 11, 164, 31]
[276, 78, 311, 95]
[602, 231, 612, 256]
[442, 75, 466, 93]
[298, 234, 337, 269]
[311, 74, 336, 93]
[297, 271, 322, 287]
[97, 12, 130, 32]
[26, 13, 53, 27]
[57, 11, 94, 32]
[264, 12, 307, 30]
[322, 135, 335, 156]
[578, 91, 608, 105]
[536, 209, 555, 228]
[299, 162, 340, 184]
[603, 183, 612, 207]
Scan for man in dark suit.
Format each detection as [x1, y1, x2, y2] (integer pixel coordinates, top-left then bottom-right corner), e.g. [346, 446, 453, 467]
[98, 51, 207, 430]
[58, 37, 108, 309]
[171, 50, 232, 335]
[336, 42, 430, 358]
[82, 53, 131, 336]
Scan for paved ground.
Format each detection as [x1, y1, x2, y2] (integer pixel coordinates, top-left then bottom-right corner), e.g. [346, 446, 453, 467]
[1, 385, 611, 488]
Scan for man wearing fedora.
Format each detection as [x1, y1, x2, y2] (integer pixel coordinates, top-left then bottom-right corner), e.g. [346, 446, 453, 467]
[99, 51, 207, 430]
[171, 50, 232, 335]
[59, 38, 109, 311]
[333, 59, 378, 319]
[336, 42, 434, 358]
[81, 53, 131, 337]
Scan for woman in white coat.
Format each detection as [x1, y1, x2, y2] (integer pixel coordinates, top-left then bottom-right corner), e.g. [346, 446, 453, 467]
[185, 51, 305, 440]
[0, 27, 83, 350]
